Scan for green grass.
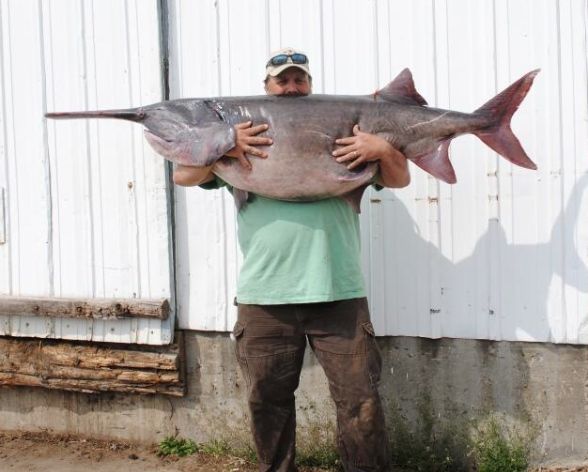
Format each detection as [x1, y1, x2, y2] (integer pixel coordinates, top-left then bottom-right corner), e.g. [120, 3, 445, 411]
[296, 442, 341, 470]
[157, 408, 533, 472]
[386, 394, 536, 472]
[198, 438, 232, 457]
[472, 416, 529, 472]
[157, 431, 342, 470]
[157, 436, 199, 457]
[387, 396, 468, 471]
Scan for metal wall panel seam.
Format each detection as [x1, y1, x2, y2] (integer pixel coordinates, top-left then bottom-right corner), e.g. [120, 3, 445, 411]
[317, 0, 326, 94]
[428, 0, 447, 339]
[562, 0, 588, 342]
[0, 0, 12, 299]
[0, 188, 5, 244]
[84, 0, 104, 302]
[37, 0, 54, 302]
[561, 0, 576, 342]
[487, 0, 501, 341]
[40, 0, 61, 340]
[494, 0, 511, 342]
[80, 0, 96, 341]
[87, 0, 108, 337]
[123, 0, 143, 345]
[2, 0, 18, 302]
[125, 0, 143, 300]
[554, 0, 568, 342]
[78, 0, 97, 306]
[158, 0, 177, 344]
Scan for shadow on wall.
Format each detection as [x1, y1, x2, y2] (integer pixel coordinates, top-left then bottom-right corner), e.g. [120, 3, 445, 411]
[370, 172, 588, 343]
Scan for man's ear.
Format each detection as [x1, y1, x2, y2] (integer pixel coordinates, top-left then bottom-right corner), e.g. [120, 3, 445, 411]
[263, 76, 271, 94]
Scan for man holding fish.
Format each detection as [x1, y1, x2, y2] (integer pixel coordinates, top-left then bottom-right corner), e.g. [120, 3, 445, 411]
[174, 48, 408, 472]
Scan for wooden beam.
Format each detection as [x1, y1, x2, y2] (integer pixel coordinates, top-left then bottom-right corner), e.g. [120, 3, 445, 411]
[0, 296, 170, 320]
[0, 334, 186, 397]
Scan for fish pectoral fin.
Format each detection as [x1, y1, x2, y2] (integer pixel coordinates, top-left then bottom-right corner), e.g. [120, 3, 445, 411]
[144, 122, 235, 167]
[375, 68, 428, 106]
[411, 139, 457, 184]
[232, 188, 250, 211]
[340, 185, 369, 213]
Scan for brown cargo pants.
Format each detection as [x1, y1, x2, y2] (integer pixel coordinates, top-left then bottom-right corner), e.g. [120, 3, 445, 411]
[233, 297, 390, 472]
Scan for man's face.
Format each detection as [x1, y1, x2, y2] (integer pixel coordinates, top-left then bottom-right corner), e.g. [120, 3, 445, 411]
[265, 68, 311, 96]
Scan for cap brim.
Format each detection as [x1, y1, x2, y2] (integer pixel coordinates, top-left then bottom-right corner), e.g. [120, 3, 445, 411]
[266, 63, 310, 77]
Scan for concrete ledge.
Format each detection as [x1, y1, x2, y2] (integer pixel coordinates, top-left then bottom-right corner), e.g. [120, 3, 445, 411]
[0, 331, 586, 465]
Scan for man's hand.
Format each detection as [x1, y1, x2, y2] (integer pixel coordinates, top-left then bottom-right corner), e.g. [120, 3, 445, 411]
[173, 120, 272, 186]
[333, 124, 410, 188]
[225, 121, 273, 170]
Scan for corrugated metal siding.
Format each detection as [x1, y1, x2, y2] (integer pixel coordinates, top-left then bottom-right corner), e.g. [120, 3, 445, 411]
[0, 0, 174, 344]
[171, 0, 588, 343]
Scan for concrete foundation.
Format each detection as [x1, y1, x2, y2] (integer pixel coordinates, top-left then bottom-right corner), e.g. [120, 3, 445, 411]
[0, 331, 586, 466]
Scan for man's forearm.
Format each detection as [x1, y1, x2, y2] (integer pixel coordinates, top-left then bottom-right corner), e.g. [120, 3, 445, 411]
[376, 148, 410, 188]
[173, 164, 215, 187]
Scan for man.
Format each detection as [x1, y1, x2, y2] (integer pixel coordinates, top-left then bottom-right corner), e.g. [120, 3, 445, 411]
[174, 48, 409, 472]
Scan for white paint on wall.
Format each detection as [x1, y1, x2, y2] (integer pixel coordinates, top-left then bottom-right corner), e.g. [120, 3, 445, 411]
[0, 0, 174, 345]
[1, 0, 586, 345]
[170, 0, 588, 343]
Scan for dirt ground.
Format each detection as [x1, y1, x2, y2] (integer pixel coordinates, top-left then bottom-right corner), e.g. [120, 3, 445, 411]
[0, 431, 333, 472]
[2, 431, 588, 472]
[0, 431, 251, 471]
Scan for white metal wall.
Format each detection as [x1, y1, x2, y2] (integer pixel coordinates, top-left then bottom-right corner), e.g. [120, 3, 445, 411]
[171, 0, 588, 344]
[0, 0, 174, 344]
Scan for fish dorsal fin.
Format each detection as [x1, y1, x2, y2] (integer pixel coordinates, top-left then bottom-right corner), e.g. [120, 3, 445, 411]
[376, 68, 428, 106]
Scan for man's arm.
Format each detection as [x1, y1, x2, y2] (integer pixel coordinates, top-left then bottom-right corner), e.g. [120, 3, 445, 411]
[333, 124, 410, 188]
[173, 164, 215, 186]
[172, 121, 272, 187]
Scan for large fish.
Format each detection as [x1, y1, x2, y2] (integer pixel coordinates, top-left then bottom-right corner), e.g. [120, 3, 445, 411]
[45, 68, 539, 212]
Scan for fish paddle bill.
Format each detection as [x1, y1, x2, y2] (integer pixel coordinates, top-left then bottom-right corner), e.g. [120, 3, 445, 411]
[45, 109, 145, 121]
[473, 69, 539, 170]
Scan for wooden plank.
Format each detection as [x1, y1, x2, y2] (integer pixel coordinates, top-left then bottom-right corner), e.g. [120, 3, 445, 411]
[0, 334, 185, 397]
[0, 296, 169, 320]
[0, 337, 178, 371]
[0, 373, 185, 397]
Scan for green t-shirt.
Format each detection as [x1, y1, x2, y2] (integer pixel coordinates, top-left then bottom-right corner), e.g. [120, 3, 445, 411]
[202, 179, 366, 304]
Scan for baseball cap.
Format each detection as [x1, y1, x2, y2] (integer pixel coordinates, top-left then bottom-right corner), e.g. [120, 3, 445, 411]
[265, 47, 311, 77]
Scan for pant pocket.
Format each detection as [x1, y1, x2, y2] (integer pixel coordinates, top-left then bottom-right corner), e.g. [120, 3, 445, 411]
[232, 321, 250, 386]
[361, 321, 383, 388]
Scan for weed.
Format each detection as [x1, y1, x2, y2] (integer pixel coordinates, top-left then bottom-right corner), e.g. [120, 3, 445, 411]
[198, 438, 232, 457]
[231, 443, 258, 463]
[295, 418, 342, 470]
[387, 395, 470, 471]
[157, 436, 199, 457]
[472, 415, 529, 472]
[296, 442, 341, 470]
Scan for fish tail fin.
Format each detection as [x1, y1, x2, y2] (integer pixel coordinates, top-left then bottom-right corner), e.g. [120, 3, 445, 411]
[45, 108, 145, 122]
[473, 69, 539, 170]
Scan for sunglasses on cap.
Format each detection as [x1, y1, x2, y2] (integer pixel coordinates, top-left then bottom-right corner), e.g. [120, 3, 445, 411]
[266, 53, 308, 67]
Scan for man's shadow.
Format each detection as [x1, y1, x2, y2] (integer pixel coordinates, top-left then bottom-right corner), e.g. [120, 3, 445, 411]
[366, 172, 588, 343]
